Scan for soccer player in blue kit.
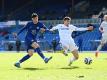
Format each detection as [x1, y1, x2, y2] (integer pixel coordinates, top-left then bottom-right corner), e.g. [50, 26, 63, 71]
[14, 13, 52, 68]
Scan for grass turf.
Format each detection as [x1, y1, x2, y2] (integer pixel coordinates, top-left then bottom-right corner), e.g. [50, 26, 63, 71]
[0, 52, 107, 80]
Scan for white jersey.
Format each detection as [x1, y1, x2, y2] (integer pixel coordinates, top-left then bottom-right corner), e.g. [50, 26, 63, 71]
[50, 24, 88, 51]
[51, 24, 88, 42]
[100, 21, 107, 36]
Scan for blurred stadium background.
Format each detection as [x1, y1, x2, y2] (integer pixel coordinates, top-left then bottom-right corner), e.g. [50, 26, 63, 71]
[0, 0, 107, 52]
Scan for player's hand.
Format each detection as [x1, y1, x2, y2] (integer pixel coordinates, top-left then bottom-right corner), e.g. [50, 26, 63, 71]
[87, 26, 94, 31]
[40, 28, 46, 33]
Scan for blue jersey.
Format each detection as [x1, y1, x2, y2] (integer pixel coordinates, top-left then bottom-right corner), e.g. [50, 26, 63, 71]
[18, 21, 46, 51]
[18, 21, 46, 41]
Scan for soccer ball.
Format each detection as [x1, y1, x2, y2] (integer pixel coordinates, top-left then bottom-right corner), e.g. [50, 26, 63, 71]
[84, 57, 92, 65]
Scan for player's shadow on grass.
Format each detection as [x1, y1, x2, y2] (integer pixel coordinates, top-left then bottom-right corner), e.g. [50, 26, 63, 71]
[22, 67, 45, 71]
[60, 66, 79, 70]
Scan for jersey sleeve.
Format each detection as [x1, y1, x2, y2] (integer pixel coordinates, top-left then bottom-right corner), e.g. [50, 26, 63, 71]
[17, 22, 29, 35]
[50, 24, 60, 31]
[70, 25, 88, 31]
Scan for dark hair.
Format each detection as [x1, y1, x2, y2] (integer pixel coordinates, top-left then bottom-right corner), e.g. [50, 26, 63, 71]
[63, 16, 71, 21]
[31, 13, 38, 18]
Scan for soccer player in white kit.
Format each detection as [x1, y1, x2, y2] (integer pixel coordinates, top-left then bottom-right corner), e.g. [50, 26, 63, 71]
[95, 15, 107, 57]
[50, 17, 93, 66]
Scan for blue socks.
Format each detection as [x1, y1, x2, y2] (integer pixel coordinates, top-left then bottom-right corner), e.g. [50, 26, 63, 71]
[19, 54, 31, 63]
[36, 47, 45, 60]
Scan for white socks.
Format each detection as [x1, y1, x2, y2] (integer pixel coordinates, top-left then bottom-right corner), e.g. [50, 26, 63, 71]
[70, 57, 77, 63]
[64, 49, 68, 54]
[96, 45, 102, 52]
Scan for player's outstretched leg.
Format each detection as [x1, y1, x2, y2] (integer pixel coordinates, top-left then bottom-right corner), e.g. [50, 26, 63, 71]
[14, 50, 33, 68]
[95, 40, 105, 58]
[68, 49, 79, 66]
[32, 42, 52, 63]
[95, 44, 102, 57]
[36, 47, 52, 63]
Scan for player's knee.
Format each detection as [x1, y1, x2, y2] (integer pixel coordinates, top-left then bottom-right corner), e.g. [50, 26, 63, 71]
[28, 52, 33, 56]
[28, 50, 34, 56]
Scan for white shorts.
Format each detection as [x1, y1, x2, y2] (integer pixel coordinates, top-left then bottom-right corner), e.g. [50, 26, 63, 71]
[60, 39, 78, 52]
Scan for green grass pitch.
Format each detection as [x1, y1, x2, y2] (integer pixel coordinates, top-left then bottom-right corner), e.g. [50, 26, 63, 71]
[0, 52, 107, 80]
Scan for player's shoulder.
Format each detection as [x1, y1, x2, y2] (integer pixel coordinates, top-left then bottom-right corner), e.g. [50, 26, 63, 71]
[24, 21, 33, 27]
[27, 21, 43, 25]
[56, 24, 64, 27]
[27, 21, 33, 25]
[38, 22, 46, 27]
[69, 24, 76, 28]
[38, 21, 44, 25]
[38, 22, 46, 28]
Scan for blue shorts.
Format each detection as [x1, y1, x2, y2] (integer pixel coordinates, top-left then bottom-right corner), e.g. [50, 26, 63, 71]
[25, 38, 37, 52]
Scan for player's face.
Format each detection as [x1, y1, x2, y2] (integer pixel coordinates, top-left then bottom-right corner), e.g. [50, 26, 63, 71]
[32, 16, 38, 24]
[64, 20, 70, 26]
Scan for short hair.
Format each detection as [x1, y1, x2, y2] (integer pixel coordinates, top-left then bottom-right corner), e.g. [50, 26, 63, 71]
[31, 13, 38, 18]
[63, 16, 71, 21]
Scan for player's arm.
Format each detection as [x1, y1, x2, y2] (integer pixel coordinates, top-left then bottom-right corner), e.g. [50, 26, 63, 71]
[14, 23, 29, 37]
[41, 25, 59, 32]
[18, 23, 29, 35]
[49, 25, 59, 31]
[73, 25, 93, 31]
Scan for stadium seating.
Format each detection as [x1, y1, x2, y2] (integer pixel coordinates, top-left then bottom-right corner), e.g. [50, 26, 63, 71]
[0, 21, 103, 51]
[1, 18, 107, 51]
